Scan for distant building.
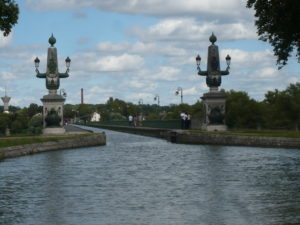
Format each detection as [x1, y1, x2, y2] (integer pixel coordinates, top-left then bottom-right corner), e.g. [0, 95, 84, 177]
[90, 112, 101, 122]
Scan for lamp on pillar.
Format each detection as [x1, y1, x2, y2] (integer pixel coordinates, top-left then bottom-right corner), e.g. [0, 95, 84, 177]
[154, 94, 160, 106]
[196, 33, 231, 92]
[138, 99, 143, 105]
[65, 56, 71, 72]
[196, 33, 231, 131]
[34, 57, 40, 73]
[175, 87, 183, 104]
[34, 34, 71, 135]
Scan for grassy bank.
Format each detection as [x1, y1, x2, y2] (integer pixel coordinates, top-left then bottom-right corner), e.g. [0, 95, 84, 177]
[0, 134, 93, 148]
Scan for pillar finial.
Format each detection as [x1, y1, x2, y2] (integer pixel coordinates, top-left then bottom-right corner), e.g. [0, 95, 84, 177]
[48, 33, 56, 47]
[209, 32, 217, 45]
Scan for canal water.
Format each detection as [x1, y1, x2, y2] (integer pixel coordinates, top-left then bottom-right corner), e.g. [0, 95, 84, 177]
[0, 127, 299, 225]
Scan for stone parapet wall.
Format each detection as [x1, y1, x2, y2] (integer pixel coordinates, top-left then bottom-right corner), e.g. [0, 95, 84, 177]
[86, 124, 300, 149]
[0, 133, 106, 160]
[87, 124, 169, 138]
[167, 132, 300, 149]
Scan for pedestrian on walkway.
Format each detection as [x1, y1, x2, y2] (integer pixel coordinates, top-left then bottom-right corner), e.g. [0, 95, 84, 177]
[180, 112, 187, 129]
[133, 116, 138, 127]
[128, 115, 133, 126]
[186, 113, 191, 129]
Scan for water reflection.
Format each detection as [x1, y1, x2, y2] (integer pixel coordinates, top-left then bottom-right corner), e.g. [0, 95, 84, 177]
[0, 127, 300, 225]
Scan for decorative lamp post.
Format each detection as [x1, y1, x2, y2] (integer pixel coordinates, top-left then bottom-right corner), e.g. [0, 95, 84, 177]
[34, 34, 71, 134]
[196, 33, 231, 92]
[154, 94, 160, 106]
[35, 34, 71, 95]
[175, 87, 183, 104]
[196, 33, 231, 131]
[60, 89, 67, 98]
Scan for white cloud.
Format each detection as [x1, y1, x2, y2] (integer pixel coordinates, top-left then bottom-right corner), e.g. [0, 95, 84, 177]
[287, 77, 300, 84]
[122, 78, 158, 91]
[73, 53, 144, 72]
[220, 49, 275, 70]
[25, 0, 252, 20]
[125, 92, 154, 101]
[149, 66, 181, 81]
[182, 86, 198, 95]
[96, 41, 131, 52]
[130, 18, 256, 42]
[93, 54, 144, 72]
[252, 67, 280, 79]
[0, 71, 16, 80]
[0, 33, 12, 48]
[96, 41, 187, 57]
[90, 86, 115, 94]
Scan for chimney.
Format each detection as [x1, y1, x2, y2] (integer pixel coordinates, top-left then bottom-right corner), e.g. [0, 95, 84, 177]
[81, 88, 84, 104]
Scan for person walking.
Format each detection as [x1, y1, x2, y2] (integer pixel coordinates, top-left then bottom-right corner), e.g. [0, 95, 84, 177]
[133, 116, 138, 127]
[186, 113, 191, 129]
[128, 115, 133, 126]
[180, 112, 187, 129]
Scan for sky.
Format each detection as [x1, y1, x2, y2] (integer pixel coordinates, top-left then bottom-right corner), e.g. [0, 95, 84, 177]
[0, 0, 299, 107]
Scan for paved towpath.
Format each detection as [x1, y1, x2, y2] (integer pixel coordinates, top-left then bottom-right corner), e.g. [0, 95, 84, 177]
[64, 124, 93, 134]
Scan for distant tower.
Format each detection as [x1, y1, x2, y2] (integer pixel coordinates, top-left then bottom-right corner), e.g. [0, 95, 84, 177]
[81, 88, 84, 104]
[1, 87, 11, 113]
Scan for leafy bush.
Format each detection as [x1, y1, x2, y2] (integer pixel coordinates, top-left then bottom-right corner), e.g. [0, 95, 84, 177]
[27, 114, 43, 134]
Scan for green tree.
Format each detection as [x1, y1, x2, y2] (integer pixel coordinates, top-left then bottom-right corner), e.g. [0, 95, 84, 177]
[78, 104, 94, 122]
[0, 0, 19, 36]
[27, 114, 43, 134]
[64, 104, 77, 119]
[27, 103, 42, 118]
[247, 0, 300, 68]
[226, 90, 264, 129]
[190, 101, 203, 119]
[0, 113, 11, 135]
[264, 83, 300, 129]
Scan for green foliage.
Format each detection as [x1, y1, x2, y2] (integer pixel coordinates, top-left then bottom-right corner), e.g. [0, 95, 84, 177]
[109, 112, 126, 121]
[64, 104, 77, 119]
[225, 90, 264, 129]
[27, 103, 42, 118]
[190, 101, 203, 119]
[27, 114, 43, 134]
[263, 83, 300, 129]
[247, 0, 300, 68]
[146, 112, 161, 120]
[11, 116, 29, 134]
[0, 0, 19, 36]
[78, 104, 94, 122]
[0, 113, 11, 134]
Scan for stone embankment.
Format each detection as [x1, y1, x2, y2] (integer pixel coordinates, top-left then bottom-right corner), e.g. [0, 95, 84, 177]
[166, 131, 300, 149]
[0, 133, 106, 160]
[88, 124, 300, 149]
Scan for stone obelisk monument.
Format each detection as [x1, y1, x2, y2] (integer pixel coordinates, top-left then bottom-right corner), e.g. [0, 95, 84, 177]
[196, 33, 231, 131]
[34, 34, 71, 135]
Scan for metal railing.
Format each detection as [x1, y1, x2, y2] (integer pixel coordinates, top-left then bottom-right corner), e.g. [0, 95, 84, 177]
[87, 119, 181, 129]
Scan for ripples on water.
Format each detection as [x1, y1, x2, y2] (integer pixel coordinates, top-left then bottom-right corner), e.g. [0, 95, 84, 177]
[0, 127, 300, 225]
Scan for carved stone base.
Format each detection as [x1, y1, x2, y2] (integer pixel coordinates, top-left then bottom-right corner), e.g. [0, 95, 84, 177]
[43, 127, 66, 135]
[201, 91, 227, 131]
[203, 124, 227, 132]
[41, 94, 65, 128]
